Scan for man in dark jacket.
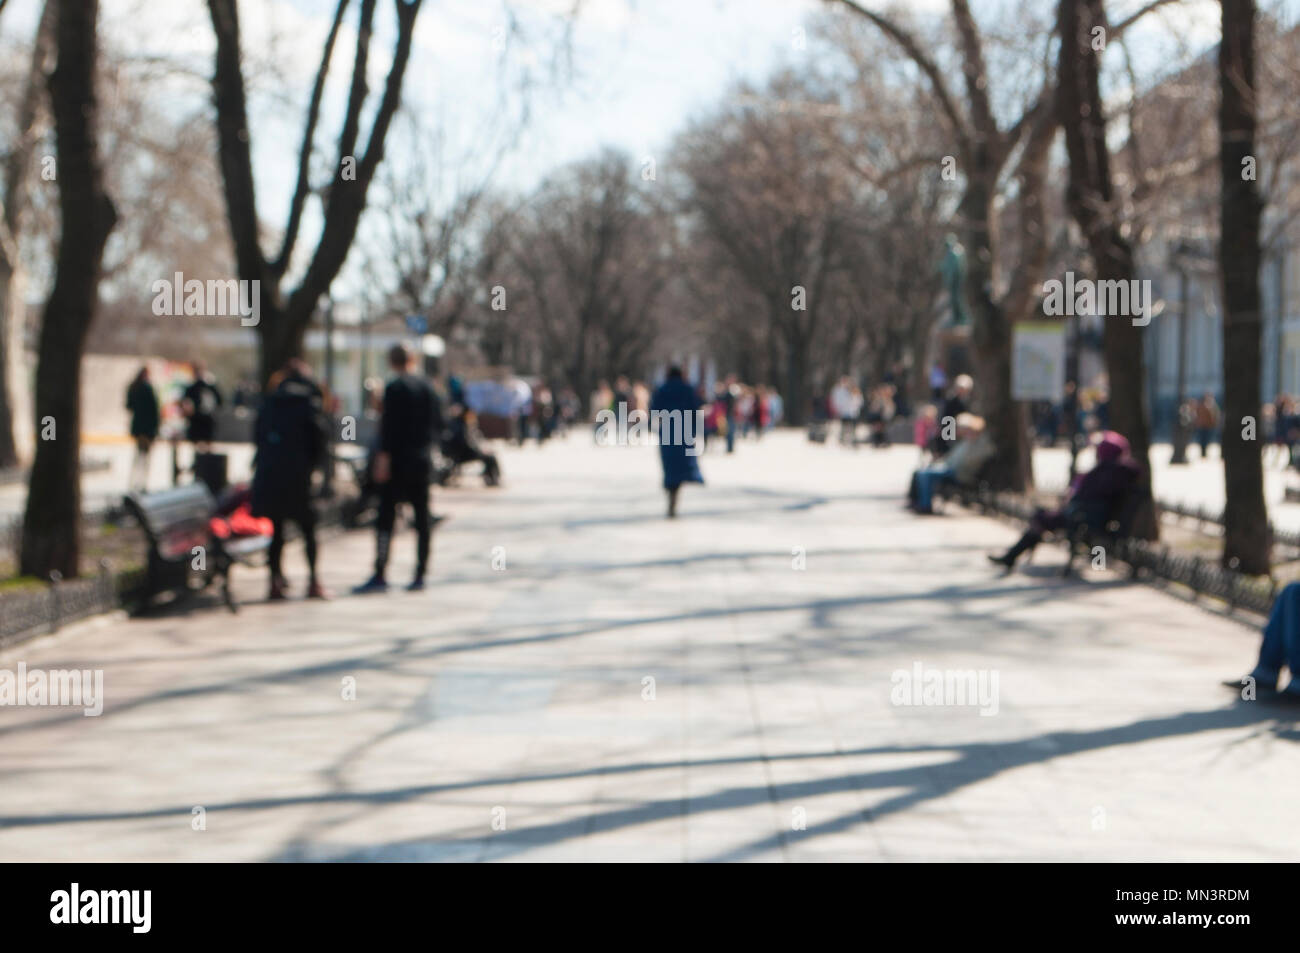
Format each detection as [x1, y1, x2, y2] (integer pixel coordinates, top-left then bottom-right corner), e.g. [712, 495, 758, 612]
[252, 359, 329, 600]
[182, 360, 223, 450]
[355, 343, 444, 593]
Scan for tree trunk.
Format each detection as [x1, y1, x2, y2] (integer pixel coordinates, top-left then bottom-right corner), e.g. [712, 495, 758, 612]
[0, 257, 32, 469]
[783, 331, 809, 427]
[1218, 0, 1270, 573]
[257, 303, 303, 388]
[1057, 0, 1157, 538]
[962, 175, 1032, 491]
[0, 0, 55, 471]
[207, 0, 422, 392]
[20, 0, 116, 580]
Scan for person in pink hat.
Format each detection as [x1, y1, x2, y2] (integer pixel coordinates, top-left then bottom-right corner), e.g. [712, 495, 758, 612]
[988, 431, 1143, 569]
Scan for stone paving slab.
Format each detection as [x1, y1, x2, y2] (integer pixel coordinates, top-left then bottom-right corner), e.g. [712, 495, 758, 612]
[0, 431, 1294, 862]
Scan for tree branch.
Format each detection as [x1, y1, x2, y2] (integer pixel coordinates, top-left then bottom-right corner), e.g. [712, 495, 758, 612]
[270, 0, 351, 279]
[830, 0, 973, 158]
[949, 0, 1000, 150]
[1110, 0, 1182, 39]
[336, 0, 376, 169]
[288, 0, 421, 322]
[206, 0, 268, 290]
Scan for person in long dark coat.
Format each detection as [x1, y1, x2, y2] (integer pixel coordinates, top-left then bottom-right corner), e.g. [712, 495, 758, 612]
[651, 366, 704, 518]
[125, 366, 159, 491]
[252, 359, 329, 600]
[182, 360, 223, 450]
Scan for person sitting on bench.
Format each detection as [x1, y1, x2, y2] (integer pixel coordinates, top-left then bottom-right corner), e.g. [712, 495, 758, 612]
[1225, 582, 1300, 702]
[442, 404, 501, 485]
[907, 413, 995, 514]
[988, 430, 1140, 569]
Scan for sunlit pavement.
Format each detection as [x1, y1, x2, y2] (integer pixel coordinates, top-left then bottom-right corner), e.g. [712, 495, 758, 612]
[0, 430, 1295, 861]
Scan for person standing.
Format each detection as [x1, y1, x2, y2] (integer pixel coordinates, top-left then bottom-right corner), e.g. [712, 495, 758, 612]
[251, 358, 330, 600]
[355, 344, 444, 593]
[651, 367, 704, 518]
[929, 362, 948, 401]
[721, 375, 739, 453]
[126, 366, 160, 491]
[182, 360, 223, 452]
[1193, 392, 1219, 459]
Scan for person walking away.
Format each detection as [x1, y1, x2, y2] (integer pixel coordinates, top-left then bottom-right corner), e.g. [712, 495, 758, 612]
[651, 367, 704, 517]
[721, 376, 739, 453]
[252, 358, 330, 600]
[126, 366, 160, 491]
[767, 388, 783, 429]
[355, 344, 444, 593]
[1194, 392, 1219, 459]
[182, 360, 223, 452]
[752, 386, 770, 439]
[831, 376, 855, 445]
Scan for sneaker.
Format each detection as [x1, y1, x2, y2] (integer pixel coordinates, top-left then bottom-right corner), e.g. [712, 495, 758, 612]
[352, 576, 389, 595]
[307, 582, 333, 600]
[268, 577, 288, 601]
[406, 578, 426, 592]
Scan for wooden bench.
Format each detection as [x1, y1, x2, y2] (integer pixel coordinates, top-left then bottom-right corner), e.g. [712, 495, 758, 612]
[1060, 483, 1152, 578]
[123, 484, 269, 612]
[931, 456, 998, 511]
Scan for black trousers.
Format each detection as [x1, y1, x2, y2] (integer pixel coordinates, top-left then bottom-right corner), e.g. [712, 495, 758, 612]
[375, 460, 432, 580]
[269, 508, 318, 582]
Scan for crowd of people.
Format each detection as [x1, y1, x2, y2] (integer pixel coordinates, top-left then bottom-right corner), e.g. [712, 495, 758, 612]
[124, 351, 1300, 702]
[588, 374, 784, 455]
[123, 344, 511, 601]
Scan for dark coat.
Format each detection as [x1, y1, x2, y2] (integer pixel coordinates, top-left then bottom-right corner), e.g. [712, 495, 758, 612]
[126, 378, 159, 439]
[651, 378, 704, 490]
[1064, 458, 1142, 528]
[183, 377, 223, 443]
[251, 373, 326, 520]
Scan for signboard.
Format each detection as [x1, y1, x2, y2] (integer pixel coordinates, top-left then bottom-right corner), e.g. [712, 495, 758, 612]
[1011, 321, 1066, 402]
[405, 314, 427, 335]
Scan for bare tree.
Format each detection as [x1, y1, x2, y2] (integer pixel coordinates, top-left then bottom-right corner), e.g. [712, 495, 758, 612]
[1056, 0, 1157, 537]
[0, 0, 53, 470]
[832, 0, 1059, 489]
[677, 76, 856, 424]
[206, 0, 422, 386]
[1218, 0, 1270, 572]
[500, 150, 672, 396]
[20, 0, 117, 579]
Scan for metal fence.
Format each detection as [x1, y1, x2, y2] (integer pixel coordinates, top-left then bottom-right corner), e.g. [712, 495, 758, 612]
[947, 484, 1279, 617]
[0, 562, 146, 649]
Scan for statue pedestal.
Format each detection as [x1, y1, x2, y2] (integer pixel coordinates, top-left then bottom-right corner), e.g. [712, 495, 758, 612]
[933, 324, 974, 380]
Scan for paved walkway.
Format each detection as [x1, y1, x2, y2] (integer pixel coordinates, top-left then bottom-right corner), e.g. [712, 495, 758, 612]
[0, 431, 1294, 861]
